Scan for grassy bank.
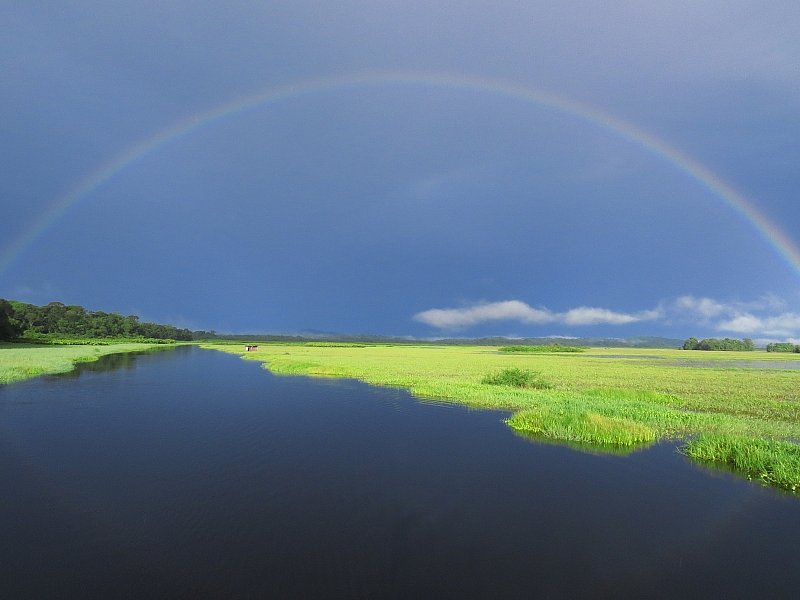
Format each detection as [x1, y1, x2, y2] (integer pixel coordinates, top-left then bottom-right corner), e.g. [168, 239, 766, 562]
[202, 343, 800, 492]
[0, 342, 171, 384]
[685, 435, 800, 493]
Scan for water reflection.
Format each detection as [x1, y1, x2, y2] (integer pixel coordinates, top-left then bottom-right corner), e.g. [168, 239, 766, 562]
[52, 345, 180, 379]
[511, 428, 653, 456]
[0, 346, 798, 599]
[53, 351, 139, 378]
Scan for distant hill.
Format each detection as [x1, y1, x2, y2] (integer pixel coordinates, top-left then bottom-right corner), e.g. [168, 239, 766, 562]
[451, 336, 684, 349]
[210, 332, 683, 349]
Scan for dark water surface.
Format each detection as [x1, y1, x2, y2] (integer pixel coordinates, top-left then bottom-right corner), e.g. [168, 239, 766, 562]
[1, 347, 799, 599]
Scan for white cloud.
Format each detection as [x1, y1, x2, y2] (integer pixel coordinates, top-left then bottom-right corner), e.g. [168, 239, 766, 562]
[674, 295, 727, 319]
[667, 295, 800, 339]
[414, 293, 800, 338]
[716, 314, 763, 334]
[672, 294, 792, 321]
[717, 312, 800, 337]
[752, 293, 789, 312]
[562, 306, 658, 326]
[413, 300, 555, 329]
[413, 300, 659, 330]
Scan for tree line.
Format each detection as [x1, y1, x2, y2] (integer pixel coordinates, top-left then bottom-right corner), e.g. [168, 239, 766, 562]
[765, 342, 800, 353]
[0, 299, 194, 341]
[682, 337, 755, 351]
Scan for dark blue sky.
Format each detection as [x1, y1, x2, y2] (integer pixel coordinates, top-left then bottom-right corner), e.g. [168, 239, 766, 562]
[2, 2, 799, 341]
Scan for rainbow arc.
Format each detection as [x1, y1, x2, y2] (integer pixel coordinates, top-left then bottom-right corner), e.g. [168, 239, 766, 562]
[2, 70, 798, 279]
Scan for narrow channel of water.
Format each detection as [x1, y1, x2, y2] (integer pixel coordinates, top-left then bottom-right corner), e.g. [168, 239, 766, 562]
[1, 346, 798, 598]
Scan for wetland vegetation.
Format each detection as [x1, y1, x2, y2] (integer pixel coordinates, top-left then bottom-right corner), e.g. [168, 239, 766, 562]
[203, 342, 800, 492]
[4, 329, 800, 493]
[0, 298, 196, 383]
[499, 344, 585, 353]
[0, 342, 172, 384]
[0, 342, 174, 384]
[5, 346, 799, 597]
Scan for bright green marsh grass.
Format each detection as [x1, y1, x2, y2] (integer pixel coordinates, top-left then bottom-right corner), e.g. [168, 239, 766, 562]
[0, 342, 168, 384]
[686, 435, 800, 492]
[508, 408, 656, 447]
[203, 343, 800, 492]
[482, 367, 553, 389]
[500, 344, 585, 353]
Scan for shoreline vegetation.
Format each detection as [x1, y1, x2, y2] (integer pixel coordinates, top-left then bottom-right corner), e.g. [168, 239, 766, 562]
[202, 342, 800, 493]
[0, 298, 192, 384]
[0, 299, 195, 341]
[0, 341, 175, 384]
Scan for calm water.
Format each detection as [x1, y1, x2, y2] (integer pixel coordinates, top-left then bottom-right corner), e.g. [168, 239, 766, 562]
[1, 347, 799, 599]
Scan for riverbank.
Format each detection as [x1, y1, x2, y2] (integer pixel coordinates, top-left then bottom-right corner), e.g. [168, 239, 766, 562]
[203, 343, 800, 492]
[0, 342, 174, 384]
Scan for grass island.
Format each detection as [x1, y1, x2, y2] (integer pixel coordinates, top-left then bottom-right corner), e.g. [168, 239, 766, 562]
[203, 342, 800, 493]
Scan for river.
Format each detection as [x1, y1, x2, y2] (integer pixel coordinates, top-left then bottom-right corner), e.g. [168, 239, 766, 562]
[1, 346, 798, 598]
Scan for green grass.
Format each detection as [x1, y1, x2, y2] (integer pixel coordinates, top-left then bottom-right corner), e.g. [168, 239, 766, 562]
[500, 344, 585, 353]
[685, 435, 800, 492]
[508, 408, 657, 447]
[20, 334, 177, 345]
[0, 342, 171, 384]
[482, 367, 552, 389]
[202, 343, 800, 492]
[303, 342, 368, 348]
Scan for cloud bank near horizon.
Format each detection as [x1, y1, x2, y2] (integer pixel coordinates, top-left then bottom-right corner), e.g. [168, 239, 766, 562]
[413, 300, 660, 330]
[676, 294, 800, 338]
[413, 294, 800, 341]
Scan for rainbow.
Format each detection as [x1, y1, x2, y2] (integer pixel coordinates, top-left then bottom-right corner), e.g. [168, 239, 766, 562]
[2, 70, 799, 279]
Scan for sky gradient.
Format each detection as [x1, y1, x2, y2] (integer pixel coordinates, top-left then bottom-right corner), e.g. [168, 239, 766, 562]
[2, 2, 799, 342]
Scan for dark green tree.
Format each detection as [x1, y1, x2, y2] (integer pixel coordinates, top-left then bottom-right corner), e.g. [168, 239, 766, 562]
[767, 342, 800, 353]
[0, 299, 194, 341]
[0, 299, 23, 340]
[693, 337, 756, 351]
[682, 337, 699, 350]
